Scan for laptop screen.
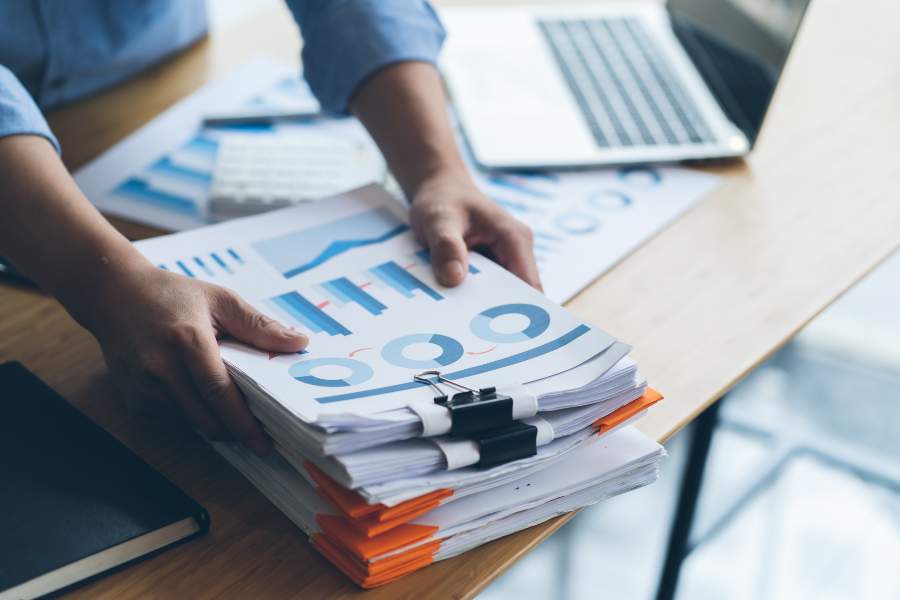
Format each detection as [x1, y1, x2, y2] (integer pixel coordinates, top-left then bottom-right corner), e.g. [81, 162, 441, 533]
[667, 0, 811, 144]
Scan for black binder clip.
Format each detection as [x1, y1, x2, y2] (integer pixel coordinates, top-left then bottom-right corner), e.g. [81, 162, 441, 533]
[414, 370, 514, 436]
[470, 421, 537, 469]
[413, 370, 537, 467]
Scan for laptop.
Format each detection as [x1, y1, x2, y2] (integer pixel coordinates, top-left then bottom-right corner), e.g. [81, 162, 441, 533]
[439, 0, 811, 170]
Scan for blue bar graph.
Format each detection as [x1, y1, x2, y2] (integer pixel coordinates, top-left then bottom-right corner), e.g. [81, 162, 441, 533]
[159, 248, 245, 278]
[321, 277, 388, 316]
[148, 156, 212, 184]
[270, 291, 351, 336]
[193, 257, 214, 276]
[184, 136, 219, 155]
[227, 248, 245, 264]
[175, 260, 194, 277]
[369, 261, 443, 301]
[115, 178, 197, 214]
[210, 252, 233, 274]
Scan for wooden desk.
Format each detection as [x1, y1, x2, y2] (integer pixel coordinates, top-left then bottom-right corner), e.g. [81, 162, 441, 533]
[2, 0, 899, 597]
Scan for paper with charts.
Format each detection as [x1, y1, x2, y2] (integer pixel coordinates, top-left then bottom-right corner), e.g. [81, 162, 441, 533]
[134, 185, 614, 422]
[75, 57, 718, 304]
[470, 166, 719, 303]
[74, 58, 385, 232]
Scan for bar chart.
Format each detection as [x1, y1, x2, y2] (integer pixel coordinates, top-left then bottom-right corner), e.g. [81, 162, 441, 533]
[79, 61, 385, 232]
[320, 277, 388, 316]
[368, 261, 444, 301]
[159, 247, 246, 278]
[111, 134, 225, 217]
[269, 291, 352, 336]
[265, 247, 484, 337]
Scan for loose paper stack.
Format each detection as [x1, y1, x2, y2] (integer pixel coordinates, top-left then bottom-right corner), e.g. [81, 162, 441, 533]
[135, 185, 666, 587]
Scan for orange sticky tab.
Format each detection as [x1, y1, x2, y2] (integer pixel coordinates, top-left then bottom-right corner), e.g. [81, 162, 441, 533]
[316, 514, 438, 561]
[305, 460, 454, 527]
[594, 389, 664, 433]
[304, 460, 383, 519]
[366, 539, 441, 576]
[349, 499, 442, 538]
[313, 534, 436, 588]
[375, 487, 453, 522]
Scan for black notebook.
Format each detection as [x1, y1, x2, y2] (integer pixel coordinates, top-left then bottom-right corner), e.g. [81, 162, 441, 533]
[0, 362, 209, 600]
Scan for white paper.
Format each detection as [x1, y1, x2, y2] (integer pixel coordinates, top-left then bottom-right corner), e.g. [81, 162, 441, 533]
[75, 57, 383, 231]
[470, 165, 720, 303]
[135, 185, 615, 423]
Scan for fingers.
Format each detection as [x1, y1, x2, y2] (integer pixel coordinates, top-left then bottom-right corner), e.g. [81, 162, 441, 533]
[214, 290, 308, 352]
[134, 352, 229, 442]
[175, 324, 272, 455]
[489, 221, 543, 290]
[418, 210, 470, 287]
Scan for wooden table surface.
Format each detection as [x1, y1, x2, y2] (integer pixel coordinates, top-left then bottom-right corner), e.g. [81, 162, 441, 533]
[3, 0, 899, 598]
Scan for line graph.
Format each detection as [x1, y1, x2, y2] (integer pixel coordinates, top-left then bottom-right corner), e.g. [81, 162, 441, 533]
[252, 207, 409, 278]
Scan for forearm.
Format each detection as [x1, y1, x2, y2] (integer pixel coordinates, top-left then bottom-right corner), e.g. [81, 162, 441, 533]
[0, 135, 148, 325]
[350, 61, 469, 199]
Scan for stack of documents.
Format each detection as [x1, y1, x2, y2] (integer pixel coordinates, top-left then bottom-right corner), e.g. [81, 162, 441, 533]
[135, 185, 666, 587]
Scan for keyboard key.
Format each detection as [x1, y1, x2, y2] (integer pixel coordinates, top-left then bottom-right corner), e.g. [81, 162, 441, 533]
[538, 16, 716, 148]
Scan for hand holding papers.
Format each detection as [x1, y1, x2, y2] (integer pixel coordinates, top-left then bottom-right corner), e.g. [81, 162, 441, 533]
[135, 184, 667, 587]
[75, 58, 719, 304]
[137, 185, 613, 422]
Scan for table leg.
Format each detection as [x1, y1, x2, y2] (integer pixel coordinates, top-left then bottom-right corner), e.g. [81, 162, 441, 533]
[654, 398, 721, 600]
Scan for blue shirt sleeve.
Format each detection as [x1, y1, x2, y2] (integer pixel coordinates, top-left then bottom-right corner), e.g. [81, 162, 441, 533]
[284, 0, 446, 114]
[0, 65, 60, 153]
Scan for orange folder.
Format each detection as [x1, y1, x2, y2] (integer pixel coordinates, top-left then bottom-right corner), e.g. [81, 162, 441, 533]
[306, 390, 665, 553]
[303, 389, 667, 589]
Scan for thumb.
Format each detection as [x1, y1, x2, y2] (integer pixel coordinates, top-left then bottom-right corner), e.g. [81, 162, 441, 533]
[419, 214, 470, 287]
[214, 290, 308, 352]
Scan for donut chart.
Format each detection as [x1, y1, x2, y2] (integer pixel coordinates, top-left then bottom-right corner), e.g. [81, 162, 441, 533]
[381, 333, 465, 369]
[289, 357, 374, 387]
[588, 190, 633, 210]
[554, 212, 600, 235]
[470, 303, 551, 343]
[618, 166, 662, 187]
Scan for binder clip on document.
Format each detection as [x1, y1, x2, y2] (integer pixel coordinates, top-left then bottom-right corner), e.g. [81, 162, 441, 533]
[413, 371, 538, 469]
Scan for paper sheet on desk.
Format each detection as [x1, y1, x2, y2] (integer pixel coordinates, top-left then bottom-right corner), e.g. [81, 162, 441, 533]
[470, 166, 720, 303]
[134, 185, 614, 423]
[74, 57, 385, 232]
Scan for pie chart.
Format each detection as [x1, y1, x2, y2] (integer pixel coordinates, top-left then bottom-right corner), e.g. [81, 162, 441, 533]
[554, 212, 600, 235]
[588, 190, 633, 210]
[470, 303, 551, 343]
[289, 357, 374, 387]
[381, 333, 465, 369]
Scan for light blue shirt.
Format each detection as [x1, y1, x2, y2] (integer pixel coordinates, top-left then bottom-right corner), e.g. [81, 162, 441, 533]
[0, 0, 445, 154]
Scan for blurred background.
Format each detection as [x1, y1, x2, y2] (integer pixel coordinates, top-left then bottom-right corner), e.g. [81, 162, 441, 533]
[480, 248, 900, 599]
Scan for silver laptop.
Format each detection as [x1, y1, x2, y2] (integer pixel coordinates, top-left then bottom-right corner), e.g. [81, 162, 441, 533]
[440, 0, 811, 170]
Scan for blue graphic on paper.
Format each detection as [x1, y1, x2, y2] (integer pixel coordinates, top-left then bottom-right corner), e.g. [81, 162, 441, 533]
[381, 333, 465, 369]
[470, 303, 551, 343]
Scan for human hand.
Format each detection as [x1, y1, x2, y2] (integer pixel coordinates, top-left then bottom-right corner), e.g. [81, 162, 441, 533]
[409, 172, 542, 289]
[80, 263, 307, 454]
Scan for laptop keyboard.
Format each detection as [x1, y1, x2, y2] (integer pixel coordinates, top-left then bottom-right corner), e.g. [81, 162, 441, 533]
[538, 17, 715, 148]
